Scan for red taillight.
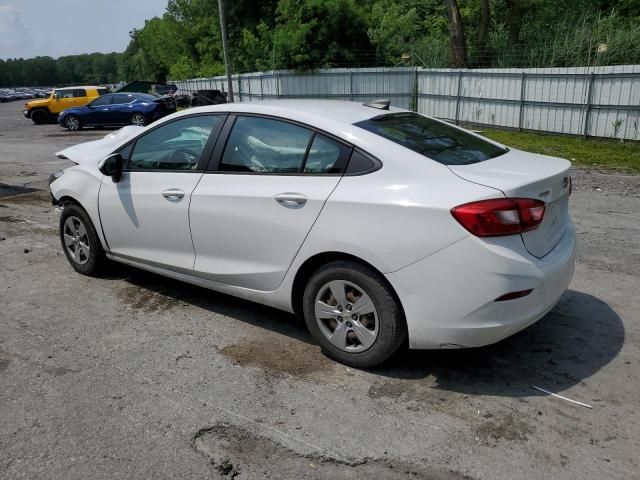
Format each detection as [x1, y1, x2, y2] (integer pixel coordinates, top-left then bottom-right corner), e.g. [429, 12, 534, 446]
[451, 198, 546, 237]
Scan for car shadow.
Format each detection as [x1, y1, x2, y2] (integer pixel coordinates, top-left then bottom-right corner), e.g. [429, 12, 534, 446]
[112, 266, 624, 397]
[374, 289, 625, 397]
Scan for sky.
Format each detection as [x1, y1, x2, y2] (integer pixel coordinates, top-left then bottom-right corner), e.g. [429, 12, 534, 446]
[0, 0, 168, 60]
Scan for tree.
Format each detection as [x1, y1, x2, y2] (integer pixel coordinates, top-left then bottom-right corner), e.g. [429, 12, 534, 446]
[445, 0, 466, 67]
[477, 0, 490, 55]
[271, 0, 372, 70]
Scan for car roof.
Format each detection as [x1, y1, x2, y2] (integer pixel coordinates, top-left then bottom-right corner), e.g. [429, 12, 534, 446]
[188, 99, 407, 126]
[54, 86, 105, 91]
[106, 92, 155, 99]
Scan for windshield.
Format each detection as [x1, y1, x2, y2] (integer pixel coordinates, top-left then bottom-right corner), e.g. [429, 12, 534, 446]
[354, 113, 507, 165]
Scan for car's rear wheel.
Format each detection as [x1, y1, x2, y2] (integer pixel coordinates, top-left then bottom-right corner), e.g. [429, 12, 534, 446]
[130, 113, 146, 126]
[31, 109, 49, 125]
[65, 115, 82, 131]
[302, 260, 407, 368]
[59, 203, 105, 276]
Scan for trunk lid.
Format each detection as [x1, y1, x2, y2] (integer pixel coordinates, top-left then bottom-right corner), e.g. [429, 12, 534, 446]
[449, 148, 571, 258]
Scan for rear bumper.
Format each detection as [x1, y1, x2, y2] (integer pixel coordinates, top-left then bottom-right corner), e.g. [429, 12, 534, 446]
[386, 222, 576, 349]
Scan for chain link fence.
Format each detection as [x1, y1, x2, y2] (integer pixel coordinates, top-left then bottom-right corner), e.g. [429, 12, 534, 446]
[173, 65, 640, 141]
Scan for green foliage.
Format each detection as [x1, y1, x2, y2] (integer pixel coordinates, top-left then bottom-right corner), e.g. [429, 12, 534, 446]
[482, 129, 640, 172]
[0, 53, 122, 87]
[272, 0, 372, 69]
[2, 0, 640, 87]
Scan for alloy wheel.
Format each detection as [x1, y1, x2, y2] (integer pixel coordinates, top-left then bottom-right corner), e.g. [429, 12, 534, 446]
[314, 280, 379, 353]
[63, 216, 90, 265]
[66, 116, 80, 131]
[131, 114, 145, 126]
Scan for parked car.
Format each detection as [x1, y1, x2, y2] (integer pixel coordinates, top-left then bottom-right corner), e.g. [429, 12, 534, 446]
[152, 83, 178, 96]
[58, 92, 177, 130]
[189, 89, 227, 107]
[49, 100, 575, 368]
[24, 86, 109, 124]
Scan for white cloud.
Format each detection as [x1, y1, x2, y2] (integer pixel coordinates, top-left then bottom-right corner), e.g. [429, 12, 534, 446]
[0, 4, 33, 59]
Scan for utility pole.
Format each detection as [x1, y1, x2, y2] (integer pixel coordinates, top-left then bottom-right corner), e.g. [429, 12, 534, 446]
[217, 0, 234, 102]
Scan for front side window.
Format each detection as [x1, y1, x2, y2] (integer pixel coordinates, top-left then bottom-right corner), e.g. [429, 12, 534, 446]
[355, 113, 507, 165]
[90, 95, 112, 107]
[128, 115, 222, 171]
[113, 94, 133, 105]
[57, 90, 74, 99]
[220, 116, 312, 173]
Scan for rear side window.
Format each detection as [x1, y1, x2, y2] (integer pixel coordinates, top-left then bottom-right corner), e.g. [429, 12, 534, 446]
[97, 88, 109, 96]
[220, 116, 312, 173]
[346, 150, 376, 174]
[74, 89, 87, 98]
[303, 135, 350, 173]
[354, 113, 507, 165]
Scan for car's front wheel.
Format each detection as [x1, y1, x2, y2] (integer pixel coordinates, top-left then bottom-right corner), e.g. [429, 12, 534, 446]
[59, 203, 105, 276]
[64, 115, 82, 131]
[31, 109, 49, 125]
[302, 260, 407, 368]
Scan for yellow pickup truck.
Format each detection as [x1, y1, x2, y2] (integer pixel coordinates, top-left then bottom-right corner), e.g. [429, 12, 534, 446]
[24, 86, 109, 124]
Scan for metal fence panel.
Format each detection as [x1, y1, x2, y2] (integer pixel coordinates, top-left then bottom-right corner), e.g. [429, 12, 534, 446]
[172, 65, 640, 140]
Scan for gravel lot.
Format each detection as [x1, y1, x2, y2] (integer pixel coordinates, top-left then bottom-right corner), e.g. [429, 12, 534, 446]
[1, 101, 639, 479]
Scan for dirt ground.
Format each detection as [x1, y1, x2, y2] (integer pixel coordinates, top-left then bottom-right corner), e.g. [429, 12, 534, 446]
[1, 101, 639, 479]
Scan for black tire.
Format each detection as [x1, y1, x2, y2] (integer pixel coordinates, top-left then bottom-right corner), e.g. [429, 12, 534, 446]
[302, 260, 407, 368]
[64, 115, 82, 131]
[31, 109, 49, 125]
[59, 203, 105, 276]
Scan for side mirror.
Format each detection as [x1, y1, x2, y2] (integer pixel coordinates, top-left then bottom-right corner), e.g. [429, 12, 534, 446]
[54, 94, 60, 101]
[99, 153, 124, 182]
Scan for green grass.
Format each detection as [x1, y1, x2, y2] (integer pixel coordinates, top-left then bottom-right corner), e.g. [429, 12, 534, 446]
[481, 129, 640, 173]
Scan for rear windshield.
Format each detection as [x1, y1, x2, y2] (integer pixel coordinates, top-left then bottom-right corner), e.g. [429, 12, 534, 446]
[354, 113, 507, 165]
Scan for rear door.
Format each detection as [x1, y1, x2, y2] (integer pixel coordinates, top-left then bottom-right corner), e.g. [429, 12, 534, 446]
[189, 115, 351, 290]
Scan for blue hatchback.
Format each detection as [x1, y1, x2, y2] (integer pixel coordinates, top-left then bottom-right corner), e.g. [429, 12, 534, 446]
[58, 92, 177, 130]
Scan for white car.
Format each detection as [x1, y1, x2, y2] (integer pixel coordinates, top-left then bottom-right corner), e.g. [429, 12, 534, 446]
[50, 100, 576, 367]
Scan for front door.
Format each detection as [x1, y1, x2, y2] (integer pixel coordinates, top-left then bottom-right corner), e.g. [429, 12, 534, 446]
[190, 115, 351, 290]
[84, 95, 112, 125]
[98, 114, 225, 269]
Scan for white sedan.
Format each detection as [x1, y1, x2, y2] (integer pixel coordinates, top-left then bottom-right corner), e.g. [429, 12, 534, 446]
[50, 100, 576, 367]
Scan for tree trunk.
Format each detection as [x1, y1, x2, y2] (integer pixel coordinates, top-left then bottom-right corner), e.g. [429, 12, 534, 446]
[478, 0, 490, 56]
[505, 0, 522, 46]
[445, 0, 466, 68]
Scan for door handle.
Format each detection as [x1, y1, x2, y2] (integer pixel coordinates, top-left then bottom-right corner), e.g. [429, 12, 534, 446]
[275, 193, 307, 209]
[162, 188, 185, 201]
